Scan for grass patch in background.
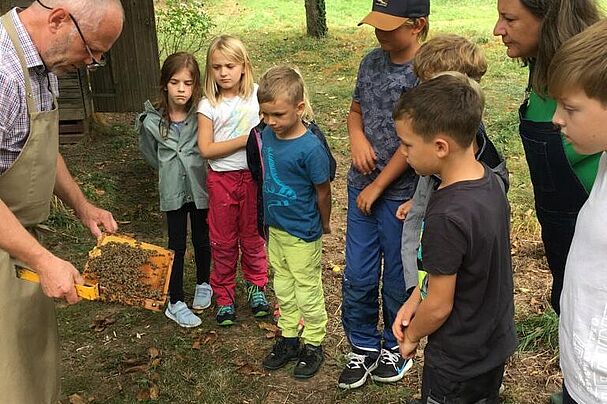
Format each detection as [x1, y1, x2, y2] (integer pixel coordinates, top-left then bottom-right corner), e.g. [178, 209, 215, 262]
[517, 309, 559, 353]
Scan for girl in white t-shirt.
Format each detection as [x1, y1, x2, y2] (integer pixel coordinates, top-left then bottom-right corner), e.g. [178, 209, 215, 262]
[197, 35, 268, 326]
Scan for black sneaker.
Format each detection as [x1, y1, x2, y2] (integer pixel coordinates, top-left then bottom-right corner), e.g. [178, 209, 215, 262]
[337, 351, 379, 389]
[262, 336, 300, 370]
[293, 344, 323, 379]
[371, 348, 413, 383]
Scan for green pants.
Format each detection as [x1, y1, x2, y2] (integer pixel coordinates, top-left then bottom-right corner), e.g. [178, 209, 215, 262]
[268, 227, 327, 346]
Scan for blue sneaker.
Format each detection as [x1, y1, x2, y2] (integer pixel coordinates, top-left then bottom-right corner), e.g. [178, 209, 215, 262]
[216, 304, 236, 326]
[165, 301, 202, 328]
[246, 282, 270, 317]
[370, 347, 413, 383]
[192, 282, 213, 312]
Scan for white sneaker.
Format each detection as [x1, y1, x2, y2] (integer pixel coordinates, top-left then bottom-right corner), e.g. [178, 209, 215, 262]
[165, 301, 202, 328]
[192, 282, 213, 311]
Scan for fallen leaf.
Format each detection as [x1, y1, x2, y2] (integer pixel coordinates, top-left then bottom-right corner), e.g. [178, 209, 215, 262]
[69, 394, 86, 404]
[258, 322, 279, 333]
[148, 347, 160, 359]
[149, 384, 160, 400]
[136, 388, 150, 401]
[123, 364, 149, 374]
[121, 355, 146, 366]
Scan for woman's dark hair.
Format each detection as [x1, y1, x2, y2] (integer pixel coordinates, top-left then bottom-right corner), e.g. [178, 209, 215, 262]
[521, 0, 601, 95]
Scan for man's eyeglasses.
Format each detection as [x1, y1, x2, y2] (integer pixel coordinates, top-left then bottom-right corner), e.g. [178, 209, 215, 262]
[36, 0, 106, 71]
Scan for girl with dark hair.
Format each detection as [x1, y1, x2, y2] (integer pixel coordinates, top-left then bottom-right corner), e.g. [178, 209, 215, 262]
[494, 0, 602, 315]
[137, 52, 211, 327]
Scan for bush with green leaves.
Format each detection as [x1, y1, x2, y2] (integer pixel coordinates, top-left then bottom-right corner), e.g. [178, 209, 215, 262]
[156, 0, 214, 58]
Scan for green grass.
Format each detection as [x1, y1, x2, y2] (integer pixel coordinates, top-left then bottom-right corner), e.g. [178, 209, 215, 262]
[517, 309, 560, 352]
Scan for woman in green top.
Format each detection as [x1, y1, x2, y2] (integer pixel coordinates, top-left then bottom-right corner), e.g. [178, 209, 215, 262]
[494, 0, 602, 314]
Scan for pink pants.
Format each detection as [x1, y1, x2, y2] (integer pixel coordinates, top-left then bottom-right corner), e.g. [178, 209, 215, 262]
[207, 169, 268, 306]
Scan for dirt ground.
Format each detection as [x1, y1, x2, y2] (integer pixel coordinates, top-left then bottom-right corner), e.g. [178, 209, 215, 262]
[53, 115, 560, 403]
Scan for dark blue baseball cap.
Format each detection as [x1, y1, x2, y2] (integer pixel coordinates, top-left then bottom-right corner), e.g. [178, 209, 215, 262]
[359, 0, 430, 31]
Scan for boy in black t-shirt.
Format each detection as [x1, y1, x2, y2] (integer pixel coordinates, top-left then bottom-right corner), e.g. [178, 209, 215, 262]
[391, 73, 517, 404]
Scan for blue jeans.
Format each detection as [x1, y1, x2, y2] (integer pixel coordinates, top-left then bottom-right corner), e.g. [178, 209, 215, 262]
[519, 102, 588, 314]
[342, 186, 408, 352]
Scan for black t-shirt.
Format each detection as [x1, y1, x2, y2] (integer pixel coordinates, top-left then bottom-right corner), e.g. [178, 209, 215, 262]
[421, 164, 517, 380]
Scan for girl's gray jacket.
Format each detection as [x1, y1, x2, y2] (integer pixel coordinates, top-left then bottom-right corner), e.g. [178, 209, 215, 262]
[136, 100, 208, 212]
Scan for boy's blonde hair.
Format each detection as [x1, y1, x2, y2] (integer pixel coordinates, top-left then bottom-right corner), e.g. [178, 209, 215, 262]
[548, 19, 607, 105]
[203, 34, 254, 106]
[404, 18, 429, 42]
[257, 65, 314, 122]
[413, 34, 487, 82]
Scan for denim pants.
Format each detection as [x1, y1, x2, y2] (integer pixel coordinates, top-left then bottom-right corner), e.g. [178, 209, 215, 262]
[342, 186, 408, 352]
[519, 102, 588, 314]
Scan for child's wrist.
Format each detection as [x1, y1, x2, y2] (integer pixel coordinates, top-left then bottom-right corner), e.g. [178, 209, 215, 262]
[404, 327, 419, 344]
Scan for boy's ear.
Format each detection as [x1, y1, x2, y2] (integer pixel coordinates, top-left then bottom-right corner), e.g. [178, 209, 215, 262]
[411, 17, 427, 36]
[296, 101, 306, 116]
[434, 137, 450, 158]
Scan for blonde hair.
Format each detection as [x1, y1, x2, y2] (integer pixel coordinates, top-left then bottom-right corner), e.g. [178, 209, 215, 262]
[413, 34, 487, 83]
[403, 17, 429, 42]
[202, 35, 254, 106]
[548, 18, 607, 105]
[257, 65, 314, 122]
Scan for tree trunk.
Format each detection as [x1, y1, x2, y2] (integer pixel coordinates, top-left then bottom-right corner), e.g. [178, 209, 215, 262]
[304, 0, 327, 38]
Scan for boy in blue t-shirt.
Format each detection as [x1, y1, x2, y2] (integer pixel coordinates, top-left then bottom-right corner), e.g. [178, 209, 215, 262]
[339, 0, 429, 390]
[257, 66, 332, 380]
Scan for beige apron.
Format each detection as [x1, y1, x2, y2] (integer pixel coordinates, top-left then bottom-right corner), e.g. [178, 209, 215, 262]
[0, 13, 60, 404]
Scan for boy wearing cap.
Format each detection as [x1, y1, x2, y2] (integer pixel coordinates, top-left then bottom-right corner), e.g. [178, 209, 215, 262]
[339, 0, 429, 390]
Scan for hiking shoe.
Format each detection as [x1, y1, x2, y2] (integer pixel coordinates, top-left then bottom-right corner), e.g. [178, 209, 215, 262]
[262, 336, 300, 370]
[165, 301, 202, 328]
[216, 304, 236, 326]
[337, 351, 379, 389]
[192, 282, 213, 312]
[246, 282, 270, 317]
[294, 344, 324, 379]
[371, 347, 413, 383]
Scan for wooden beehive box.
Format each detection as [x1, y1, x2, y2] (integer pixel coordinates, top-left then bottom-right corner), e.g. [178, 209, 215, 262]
[84, 234, 174, 312]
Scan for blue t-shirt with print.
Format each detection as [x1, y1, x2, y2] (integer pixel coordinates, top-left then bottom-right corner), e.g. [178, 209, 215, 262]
[348, 48, 419, 200]
[262, 126, 331, 242]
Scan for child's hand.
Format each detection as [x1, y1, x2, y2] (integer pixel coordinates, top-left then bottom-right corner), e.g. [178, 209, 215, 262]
[393, 295, 420, 342]
[398, 329, 420, 360]
[323, 224, 332, 234]
[350, 134, 377, 175]
[356, 183, 382, 215]
[395, 199, 413, 220]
